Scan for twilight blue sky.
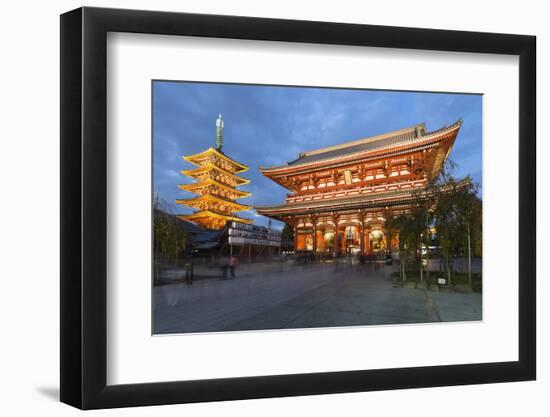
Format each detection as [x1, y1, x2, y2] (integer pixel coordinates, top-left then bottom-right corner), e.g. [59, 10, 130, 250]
[153, 81, 482, 229]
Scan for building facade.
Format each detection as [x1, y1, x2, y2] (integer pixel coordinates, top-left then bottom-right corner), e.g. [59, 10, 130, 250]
[256, 120, 462, 257]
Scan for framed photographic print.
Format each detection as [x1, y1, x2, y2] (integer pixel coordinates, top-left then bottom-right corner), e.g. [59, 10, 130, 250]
[60, 6, 536, 409]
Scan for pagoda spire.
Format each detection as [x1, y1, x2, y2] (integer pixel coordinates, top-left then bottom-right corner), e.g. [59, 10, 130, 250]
[216, 113, 224, 150]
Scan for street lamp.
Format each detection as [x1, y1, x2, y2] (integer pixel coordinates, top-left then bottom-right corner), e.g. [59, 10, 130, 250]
[420, 232, 423, 282]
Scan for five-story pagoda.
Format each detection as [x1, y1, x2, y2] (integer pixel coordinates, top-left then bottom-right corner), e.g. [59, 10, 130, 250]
[176, 114, 253, 230]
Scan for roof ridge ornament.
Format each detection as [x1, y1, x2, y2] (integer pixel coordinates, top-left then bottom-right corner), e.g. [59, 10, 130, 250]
[415, 123, 426, 138]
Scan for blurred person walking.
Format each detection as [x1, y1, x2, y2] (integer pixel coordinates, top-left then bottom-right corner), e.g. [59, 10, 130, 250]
[228, 255, 238, 279]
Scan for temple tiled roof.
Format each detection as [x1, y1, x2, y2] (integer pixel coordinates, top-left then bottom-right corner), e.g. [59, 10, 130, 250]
[255, 177, 470, 218]
[256, 188, 421, 216]
[260, 120, 462, 174]
[286, 123, 424, 167]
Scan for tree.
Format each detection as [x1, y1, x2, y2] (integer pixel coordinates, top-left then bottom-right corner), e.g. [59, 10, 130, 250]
[387, 211, 425, 281]
[426, 160, 481, 285]
[464, 191, 482, 285]
[391, 215, 412, 281]
[467, 193, 483, 258]
[390, 159, 482, 286]
[281, 222, 294, 242]
[153, 197, 188, 284]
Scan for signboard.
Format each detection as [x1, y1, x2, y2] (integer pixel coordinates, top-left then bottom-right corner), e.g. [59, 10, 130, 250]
[228, 236, 281, 247]
[227, 222, 282, 247]
[437, 278, 446, 285]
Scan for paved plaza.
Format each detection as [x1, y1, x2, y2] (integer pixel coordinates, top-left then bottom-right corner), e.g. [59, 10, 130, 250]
[153, 262, 482, 334]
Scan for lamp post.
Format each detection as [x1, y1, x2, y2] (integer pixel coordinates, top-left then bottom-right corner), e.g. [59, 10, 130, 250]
[467, 197, 472, 288]
[467, 222, 472, 287]
[420, 233, 423, 282]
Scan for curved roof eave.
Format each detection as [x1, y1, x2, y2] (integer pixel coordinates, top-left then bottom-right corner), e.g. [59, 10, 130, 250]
[260, 119, 462, 175]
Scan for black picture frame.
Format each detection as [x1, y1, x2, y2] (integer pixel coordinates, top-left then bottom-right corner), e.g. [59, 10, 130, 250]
[60, 6, 536, 410]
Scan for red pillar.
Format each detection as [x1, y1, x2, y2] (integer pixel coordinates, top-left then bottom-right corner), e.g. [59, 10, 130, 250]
[360, 214, 365, 256]
[312, 218, 317, 256]
[293, 218, 298, 253]
[332, 214, 339, 257]
[385, 209, 392, 255]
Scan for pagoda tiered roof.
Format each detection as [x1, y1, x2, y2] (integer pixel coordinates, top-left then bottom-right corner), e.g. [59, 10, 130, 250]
[178, 178, 252, 200]
[184, 147, 248, 173]
[181, 163, 250, 186]
[176, 194, 251, 213]
[177, 211, 253, 229]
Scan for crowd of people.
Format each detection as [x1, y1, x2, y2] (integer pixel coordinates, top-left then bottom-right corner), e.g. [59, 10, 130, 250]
[182, 254, 240, 285]
[219, 255, 239, 279]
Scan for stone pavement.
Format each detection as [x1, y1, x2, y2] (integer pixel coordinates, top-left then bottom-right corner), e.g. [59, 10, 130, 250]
[153, 262, 482, 334]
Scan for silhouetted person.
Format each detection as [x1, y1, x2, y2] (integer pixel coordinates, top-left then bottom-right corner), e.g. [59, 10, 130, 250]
[228, 255, 238, 279]
[184, 258, 194, 285]
[220, 256, 229, 279]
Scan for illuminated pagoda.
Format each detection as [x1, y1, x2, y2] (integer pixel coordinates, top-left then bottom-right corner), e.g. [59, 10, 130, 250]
[176, 114, 253, 230]
[256, 120, 462, 256]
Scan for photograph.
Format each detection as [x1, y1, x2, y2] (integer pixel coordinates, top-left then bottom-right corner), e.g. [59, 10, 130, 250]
[0, 0, 542, 414]
[152, 81, 483, 335]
